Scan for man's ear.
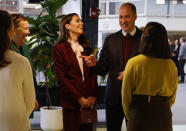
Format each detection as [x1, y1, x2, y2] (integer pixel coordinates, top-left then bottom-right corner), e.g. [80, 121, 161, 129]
[134, 14, 137, 20]
[65, 24, 70, 30]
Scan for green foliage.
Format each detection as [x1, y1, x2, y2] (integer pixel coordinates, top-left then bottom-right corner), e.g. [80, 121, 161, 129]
[27, 0, 67, 88]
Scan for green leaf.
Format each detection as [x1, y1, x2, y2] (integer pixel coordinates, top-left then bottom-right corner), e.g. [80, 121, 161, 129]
[56, 14, 65, 19]
[27, 0, 67, 89]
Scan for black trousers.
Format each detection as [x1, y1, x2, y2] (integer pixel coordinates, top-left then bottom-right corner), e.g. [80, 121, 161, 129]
[172, 57, 180, 76]
[105, 100, 126, 131]
[179, 59, 186, 82]
[127, 95, 172, 131]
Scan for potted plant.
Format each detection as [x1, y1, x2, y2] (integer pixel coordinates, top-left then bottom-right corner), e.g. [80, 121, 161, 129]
[27, 0, 67, 130]
[40, 106, 63, 131]
[27, 0, 67, 89]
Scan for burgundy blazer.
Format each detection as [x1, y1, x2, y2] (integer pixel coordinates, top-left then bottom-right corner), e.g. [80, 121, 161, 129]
[52, 42, 98, 110]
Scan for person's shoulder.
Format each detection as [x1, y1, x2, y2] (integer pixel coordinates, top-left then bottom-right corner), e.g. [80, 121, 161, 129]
[8, 50, 26, 59]
[128, 54, 146, 64]
[165, 59, 178, 72]
[167, 58, 177, 65]
[106, 30, 122, 39]
[135, 27, 143, 36]
[183, 43, 186, 47]
[125, 55, 143, 69]
[53, 42, 66, 49]
[8, 50, 29, 64]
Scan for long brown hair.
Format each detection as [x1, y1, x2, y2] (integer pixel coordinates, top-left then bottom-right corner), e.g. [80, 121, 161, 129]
[0, 10, 12, 68]
[57, 13, 92, 55]
[139, 22, 171, 58]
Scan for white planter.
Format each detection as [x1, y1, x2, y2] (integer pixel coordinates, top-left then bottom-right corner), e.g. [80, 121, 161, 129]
[40, 106, 63, 131]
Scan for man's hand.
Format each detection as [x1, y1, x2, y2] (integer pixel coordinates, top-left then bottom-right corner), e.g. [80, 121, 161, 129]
[117, 71, 124, 80]
[172, 53, 176, 56]
[80, 55, 97, 67]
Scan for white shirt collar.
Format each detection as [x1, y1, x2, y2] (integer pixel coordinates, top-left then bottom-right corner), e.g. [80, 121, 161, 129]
[122, 27, 136, 37]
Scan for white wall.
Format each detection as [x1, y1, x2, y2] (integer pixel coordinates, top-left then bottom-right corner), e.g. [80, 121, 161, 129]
[62, 0, 81, 17]
[99, 16, 186, 32]
[98, 16, 186, 48]
[146, 18, 186, 31]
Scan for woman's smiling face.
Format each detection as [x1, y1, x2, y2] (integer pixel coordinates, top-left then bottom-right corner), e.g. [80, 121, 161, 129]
[66, 15, 84, 37]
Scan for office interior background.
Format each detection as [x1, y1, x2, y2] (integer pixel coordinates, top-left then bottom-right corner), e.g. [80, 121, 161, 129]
[1, 0, 186, 131]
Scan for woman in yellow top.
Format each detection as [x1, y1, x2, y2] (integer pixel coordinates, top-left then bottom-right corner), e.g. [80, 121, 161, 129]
[122, 22, 177, 131]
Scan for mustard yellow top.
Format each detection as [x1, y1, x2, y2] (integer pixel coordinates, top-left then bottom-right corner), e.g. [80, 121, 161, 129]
[122, 54, 178, 119]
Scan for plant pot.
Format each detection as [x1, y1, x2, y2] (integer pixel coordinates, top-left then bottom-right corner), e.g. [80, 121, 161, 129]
[40, 106, 63, 131]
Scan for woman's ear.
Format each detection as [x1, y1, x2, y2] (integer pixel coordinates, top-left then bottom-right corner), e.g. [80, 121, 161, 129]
[65, 24, 70, 30]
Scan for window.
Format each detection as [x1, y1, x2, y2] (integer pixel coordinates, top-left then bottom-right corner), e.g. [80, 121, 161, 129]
[156, 0, 186, 4]
[177, 0, 186, 4]
[156, 0, 165, 4]
[99, 2, 106, 15]
[109, 2, 119, 15]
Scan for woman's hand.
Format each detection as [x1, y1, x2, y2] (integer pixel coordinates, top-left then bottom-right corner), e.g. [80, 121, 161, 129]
[87, 96, 96, 107]
[78, 97, 88, 109]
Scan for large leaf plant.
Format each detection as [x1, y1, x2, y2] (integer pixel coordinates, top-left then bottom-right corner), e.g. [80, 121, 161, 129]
[27, 0, 67, 90]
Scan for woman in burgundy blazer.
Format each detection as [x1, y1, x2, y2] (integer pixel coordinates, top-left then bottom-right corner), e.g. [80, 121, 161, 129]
[52, 13, 98, 131]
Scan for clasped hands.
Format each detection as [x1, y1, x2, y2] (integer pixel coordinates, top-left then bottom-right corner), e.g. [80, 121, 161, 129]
[78, 96, 96, 110]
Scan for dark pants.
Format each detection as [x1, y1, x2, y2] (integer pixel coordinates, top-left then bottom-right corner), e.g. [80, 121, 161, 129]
[172, 57, 180, 76]
[106, 100, 126, 131]
[179, 59, 186, 82]
[127, 95, 172, 131]
[63, 109, 93, 131]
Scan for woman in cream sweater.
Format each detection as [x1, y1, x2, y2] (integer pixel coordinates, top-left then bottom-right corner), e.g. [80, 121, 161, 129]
[0, 10, 36, 131]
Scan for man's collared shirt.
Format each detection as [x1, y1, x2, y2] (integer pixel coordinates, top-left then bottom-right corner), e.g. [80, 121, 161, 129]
[122, 27, 136, 37]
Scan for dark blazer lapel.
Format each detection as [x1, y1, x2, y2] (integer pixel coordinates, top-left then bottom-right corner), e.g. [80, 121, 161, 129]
[130, 27, 142, 58]
[83, 58, 87, 79]
[116, 30, 124, 67]
[64, 42, 83, 76]
[82, 52, 87, 79]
